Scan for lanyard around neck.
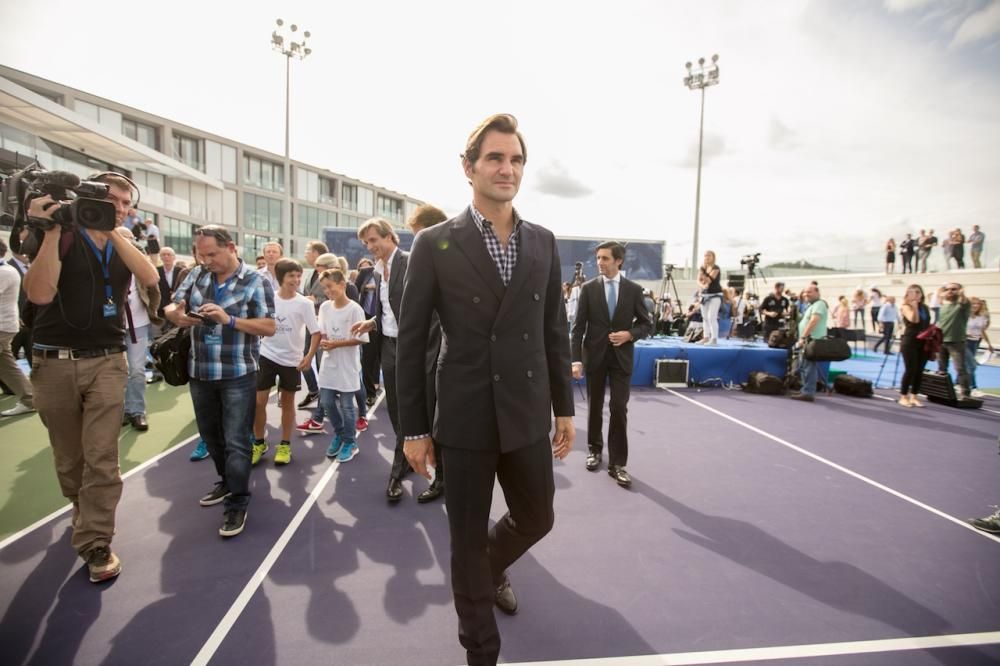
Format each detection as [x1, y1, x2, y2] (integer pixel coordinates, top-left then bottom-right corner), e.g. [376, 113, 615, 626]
[80, 232, 115, 303]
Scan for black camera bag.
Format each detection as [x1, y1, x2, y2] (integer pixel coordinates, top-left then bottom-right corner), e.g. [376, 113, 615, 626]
[150, 326, 191, 386]
[804, 336, 851, 362]
[833, 374, 873, 398]
[745, 371, 785, 395]
[767, 329, 795, 349]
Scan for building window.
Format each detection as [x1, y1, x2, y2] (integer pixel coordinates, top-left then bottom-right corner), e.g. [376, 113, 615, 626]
[298, 205, 337, 240]
[377, 195, 402, 223]
[122, 118, 158, 150]
[358, 187, 374, 215]
[243, 154, 285, 192]
[162, 217, 196, 253]
[340, 213, 367, 229]
[74, 100, 122, 132]
[341, 183, 358, 211]
[243, 233, 274, 261]
[319, 177, 336, 205]
[244, 192, 282, 234]
[172, 133, 204, 172]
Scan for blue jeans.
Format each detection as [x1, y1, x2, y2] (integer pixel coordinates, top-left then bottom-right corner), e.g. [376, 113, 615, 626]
[314, 373, 367, 421]
[799, 357, 818, 397]
[320, 388, 357, 442]
[124, 324, 150, 415]
[966, 339, 980, 390]
[190, 372, 257, 510]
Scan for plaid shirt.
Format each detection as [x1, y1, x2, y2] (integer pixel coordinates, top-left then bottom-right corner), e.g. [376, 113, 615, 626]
[470, 205, 522, 286]
[173, 260, 275, 381]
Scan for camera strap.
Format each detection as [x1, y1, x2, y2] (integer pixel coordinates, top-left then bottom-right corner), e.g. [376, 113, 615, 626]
[80, 231, 117, 318]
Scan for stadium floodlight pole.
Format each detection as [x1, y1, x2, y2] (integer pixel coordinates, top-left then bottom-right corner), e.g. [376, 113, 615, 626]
[271, 19, 312, 248]
[683, 54, 720, 277]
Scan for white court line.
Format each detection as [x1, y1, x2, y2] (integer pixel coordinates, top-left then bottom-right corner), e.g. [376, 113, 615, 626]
[0, 430, 200, 552]
[500, 631, 1000, 665]
[666, 389, 1000, 545]
[872, 390, 1000, 416]
[190, 390, 385, 666]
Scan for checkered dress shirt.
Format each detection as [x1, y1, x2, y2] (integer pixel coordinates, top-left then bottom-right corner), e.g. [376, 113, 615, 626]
[470, 205, 522, 286]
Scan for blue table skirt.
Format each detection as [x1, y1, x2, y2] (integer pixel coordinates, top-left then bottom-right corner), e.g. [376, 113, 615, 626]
[631, 337, 790, 386]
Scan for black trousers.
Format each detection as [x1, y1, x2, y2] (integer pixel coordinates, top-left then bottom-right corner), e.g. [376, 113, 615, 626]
[586, 356, 632, 468]
[873, 321, 895, 353]
[901, 253, 914, 273]
[361, 338, 380, 398]
[380, 336, 410, 480]
[899, 335, 928, 395]
[442, 439, 555, 666]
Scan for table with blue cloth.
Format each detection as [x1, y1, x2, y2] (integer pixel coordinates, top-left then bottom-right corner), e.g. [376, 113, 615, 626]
[630, 336, 791, 386]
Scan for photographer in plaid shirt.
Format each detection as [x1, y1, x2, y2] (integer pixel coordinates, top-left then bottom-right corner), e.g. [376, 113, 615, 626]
[164, 225, 275, 538]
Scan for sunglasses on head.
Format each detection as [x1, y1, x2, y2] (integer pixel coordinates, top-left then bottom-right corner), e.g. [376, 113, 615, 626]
[193, 226, 233, 243]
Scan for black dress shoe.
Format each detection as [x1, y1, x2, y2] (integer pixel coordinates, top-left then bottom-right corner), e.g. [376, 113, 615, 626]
[417, 477, 444, 503]
[585, 452, 602, 471]
[386, 477, 403, 502]
[608, 465, 631, 488]
[129, 413, 149, 431]
[494, 575, 518, 615]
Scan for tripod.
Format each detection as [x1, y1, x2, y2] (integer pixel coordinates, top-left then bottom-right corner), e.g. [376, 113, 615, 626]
[658, 267, 683, 335]
[874, 333, 902, 389]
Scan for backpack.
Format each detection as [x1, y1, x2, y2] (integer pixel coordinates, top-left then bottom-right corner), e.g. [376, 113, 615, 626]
[833, 374, 873, 398]
[745, 371, 785, 395]
[150, 325, 191, 386]
[767, 329, 795, 349]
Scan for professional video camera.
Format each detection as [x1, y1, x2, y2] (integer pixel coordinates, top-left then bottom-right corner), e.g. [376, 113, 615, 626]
[663, 263, 675, 275]
[2, 165, 133, 259]
[740, 252, 761, 268]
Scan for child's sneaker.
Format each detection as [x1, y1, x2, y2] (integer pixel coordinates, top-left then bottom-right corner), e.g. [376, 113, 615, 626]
[297, 418, 325, 434]
[251, 440, 268, 466]
[274, 441, 292, 465]
[337, 440, 359, 463]
[326, 435, 344, 458]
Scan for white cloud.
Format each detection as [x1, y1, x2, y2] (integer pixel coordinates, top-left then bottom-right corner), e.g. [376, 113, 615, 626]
[952, 1, 1000, 46]
[533, 161, 593, 199]
[884, 0, 942, 12]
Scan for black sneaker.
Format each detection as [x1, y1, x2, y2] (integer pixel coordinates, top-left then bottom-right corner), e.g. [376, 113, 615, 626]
[219, 509, 247, 537]
[199, 482, 231, 507]
[297, 391, 319, 409]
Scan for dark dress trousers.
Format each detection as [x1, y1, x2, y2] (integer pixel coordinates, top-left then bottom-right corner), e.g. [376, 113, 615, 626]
[375, 248, 410, 480]
[355, 267, 382, 397]
[396, 207, 574, 665]
[571, 275, 652, 467]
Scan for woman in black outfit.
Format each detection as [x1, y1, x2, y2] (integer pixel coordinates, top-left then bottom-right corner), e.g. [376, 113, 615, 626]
[898, 284, 930, 408]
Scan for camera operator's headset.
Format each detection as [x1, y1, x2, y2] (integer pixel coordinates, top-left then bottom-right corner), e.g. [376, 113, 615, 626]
[89, 171, 141, 209]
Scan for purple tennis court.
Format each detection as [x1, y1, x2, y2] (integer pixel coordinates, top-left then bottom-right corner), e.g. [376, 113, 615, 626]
[1, 389, 998, 665]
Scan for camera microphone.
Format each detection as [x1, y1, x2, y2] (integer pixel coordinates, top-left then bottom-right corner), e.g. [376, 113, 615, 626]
[38, 170, 82, 190]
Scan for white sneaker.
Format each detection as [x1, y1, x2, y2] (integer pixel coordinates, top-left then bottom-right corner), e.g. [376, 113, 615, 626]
[970, 389, 986, 398]
[1, 403, 35, 417]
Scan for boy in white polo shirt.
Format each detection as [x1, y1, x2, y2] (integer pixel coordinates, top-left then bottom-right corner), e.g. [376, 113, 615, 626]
[317, 268, 368, 463]
[252, 258, 320, 465]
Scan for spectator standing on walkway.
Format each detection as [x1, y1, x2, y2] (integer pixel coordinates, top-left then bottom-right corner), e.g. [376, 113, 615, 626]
[951, 228, 966, 269]
[899, 233, 916, 273]
[697, 250, 723, 346]
[936, 282, 972, 400]
[0, 239, 34, 417]
[165, 225, 276, 538]
[868, 287, 883, 335]
[885, 238, 896, 274]
[144, 218, 160, 256]
[930, 287, 941, 324]
[918, 229, 938, 273]
[966, 297, 993, 399]
[898, 284, 930, 407]
[850, 289, 866, 330]
[830, 295, 851, 338]
[120, 228, 162, 432]
[968, 225, 985, 268]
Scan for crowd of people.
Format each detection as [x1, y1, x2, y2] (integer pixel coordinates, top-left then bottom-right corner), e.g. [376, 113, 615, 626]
[884, 226, 986, 274]
[0, 113, 996, 666]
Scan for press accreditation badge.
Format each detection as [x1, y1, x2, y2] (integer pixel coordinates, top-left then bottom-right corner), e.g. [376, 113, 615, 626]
[103, 301, 117, 318]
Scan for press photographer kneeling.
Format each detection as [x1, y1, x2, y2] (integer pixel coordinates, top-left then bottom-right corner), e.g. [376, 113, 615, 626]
[20, 173, 159, 583]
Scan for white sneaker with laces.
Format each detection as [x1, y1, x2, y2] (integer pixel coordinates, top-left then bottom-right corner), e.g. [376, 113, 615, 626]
[970, 389, 986, 398]
[1, 403, 35, 417]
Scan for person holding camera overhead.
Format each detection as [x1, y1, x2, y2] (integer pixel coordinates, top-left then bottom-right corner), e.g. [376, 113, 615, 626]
[697, 250, 723, 345]
[22, 173, 159, 584]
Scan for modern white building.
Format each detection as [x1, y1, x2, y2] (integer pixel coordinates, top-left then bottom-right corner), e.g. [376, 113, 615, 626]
[0, 65, 423, 259]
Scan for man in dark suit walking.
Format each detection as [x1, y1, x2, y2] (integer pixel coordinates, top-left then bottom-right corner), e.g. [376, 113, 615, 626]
[571, 242, 652, 488]
[351, 218, 411, 501]
[397, 113, 575, 666]
[156, 247, 182, 320]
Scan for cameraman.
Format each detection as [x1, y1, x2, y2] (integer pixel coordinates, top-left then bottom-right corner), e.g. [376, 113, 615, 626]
[760, 281, 789, 342]
[23, 175, 158, 584]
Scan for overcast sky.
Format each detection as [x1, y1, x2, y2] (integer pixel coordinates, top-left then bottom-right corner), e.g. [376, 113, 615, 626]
[2, 0, 998, 267]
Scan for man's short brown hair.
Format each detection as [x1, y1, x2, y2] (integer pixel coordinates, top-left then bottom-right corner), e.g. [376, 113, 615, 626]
[462, 113, 527, 165]
[306, 240, 329, 254]
[407, 204, 448, 232]
[357, 217, 399, 245]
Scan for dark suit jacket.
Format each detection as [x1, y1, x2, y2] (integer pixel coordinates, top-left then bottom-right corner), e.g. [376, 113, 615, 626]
[397, 207, 574, 452]
[375, 248, 408, 336]
[157, 265, 183, 318]
[354, 267, 381, 319]
[571, 275, 652, 373]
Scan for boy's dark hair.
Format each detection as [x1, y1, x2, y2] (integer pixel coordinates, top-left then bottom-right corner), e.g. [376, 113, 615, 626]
[275, 258, 303, 285]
